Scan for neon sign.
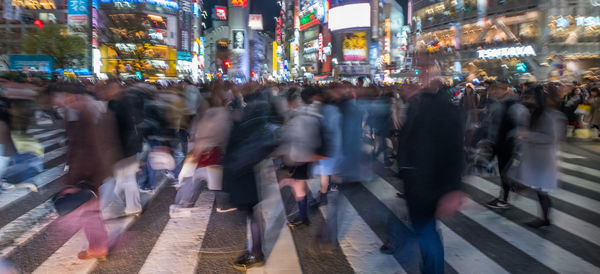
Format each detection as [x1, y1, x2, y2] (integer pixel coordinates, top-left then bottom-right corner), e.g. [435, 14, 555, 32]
[231, 0, 247, 8]
[318, 33, 323, 61]
[477, 45, 536, 59]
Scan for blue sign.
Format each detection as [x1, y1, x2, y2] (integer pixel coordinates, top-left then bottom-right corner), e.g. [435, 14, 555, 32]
[99, 0, 178, 9]
[9, 55, 53, 72]
[55, 68, 91, 75]
[177, 51, 192, 61]
[68, 0, 89, 15]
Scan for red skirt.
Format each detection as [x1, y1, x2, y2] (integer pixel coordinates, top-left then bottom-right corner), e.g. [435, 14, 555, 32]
[197, 147, 222, 167]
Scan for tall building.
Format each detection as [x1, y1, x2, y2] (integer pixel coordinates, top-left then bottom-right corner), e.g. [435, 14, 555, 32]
[96, 0, 203, 80]
[410, 0, 600, 82]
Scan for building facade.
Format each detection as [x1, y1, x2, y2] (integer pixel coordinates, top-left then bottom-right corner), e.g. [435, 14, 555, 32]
[410, 0, 600, 82]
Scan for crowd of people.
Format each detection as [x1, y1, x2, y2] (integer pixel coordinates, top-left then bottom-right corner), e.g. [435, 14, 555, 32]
[0, 74, 598, 273]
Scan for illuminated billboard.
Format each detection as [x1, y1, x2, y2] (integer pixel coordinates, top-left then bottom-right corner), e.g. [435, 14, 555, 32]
[328, 3, 370, 31]
[214, 6, 227, 20]
[230, 0, 247, 8]
[248, 14, 263, 30]
[342, 32, 367, 61]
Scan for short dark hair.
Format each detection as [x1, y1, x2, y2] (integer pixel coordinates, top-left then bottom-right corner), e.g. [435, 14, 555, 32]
[300, 86, 323, 104]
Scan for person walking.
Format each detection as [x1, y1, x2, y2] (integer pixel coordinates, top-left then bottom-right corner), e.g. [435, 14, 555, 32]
[518, 84, 566, 228]
[394, 81, 465, 274]
[102, 79, 145, 216]
[50, 82, 119, 260]
[586, 87, 600, 138]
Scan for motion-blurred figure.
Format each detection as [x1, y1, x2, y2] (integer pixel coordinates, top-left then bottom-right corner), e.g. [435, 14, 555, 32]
[394, 81, 464, 274]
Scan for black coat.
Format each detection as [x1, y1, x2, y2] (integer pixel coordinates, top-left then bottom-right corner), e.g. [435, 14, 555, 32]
[397, 88, 464, 226]
[222, 97, 277, 207]
[108, 89, 144, 158]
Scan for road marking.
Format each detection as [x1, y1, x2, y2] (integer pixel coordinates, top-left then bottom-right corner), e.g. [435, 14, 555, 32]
[0, 164, 65, 211]
[363, 177, 509, 274]
[459, 197, 600, 274]
[138, 191, 215, 274]
[306, 179, 406, 274]
[247, 161, 302, 274]
[465, 176, 600, 247]
[559, 161, 600, 179]
[559, 172, 600, 193]
[0, 200, 58, 257]
[558, 151, 586, 159]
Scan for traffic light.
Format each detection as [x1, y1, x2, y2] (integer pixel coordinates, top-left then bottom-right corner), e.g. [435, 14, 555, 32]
[34, 20, 44, 28]
[224, 60, 231, 68]
[415, 68, 419, 75]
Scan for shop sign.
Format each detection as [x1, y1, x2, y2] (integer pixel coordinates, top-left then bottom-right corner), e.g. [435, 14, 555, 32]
[177, 51, 192, 61]
[303, 39, 319, 53]
[248, 14, 263, 30]
[230, 0, 247, 8]
[318, 33, 323, 61]
[99, 0, 179, 10]
[477, 45, 536, 59]
[576, 16, 600, 27]
[342, 32, 367, 61]
[214, 6, 227, 20]
[68, 0, 88, 15]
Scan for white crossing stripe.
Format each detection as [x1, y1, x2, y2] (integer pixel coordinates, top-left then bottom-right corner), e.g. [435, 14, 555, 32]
[459, 197, 600, 274]
[465, 176, 600, 247]
[558, 151, 587, 159]
[138, 191, 215, 274]
[559, 172, 600, 194]
[559, 161, 600, 179]
[363, 177, 510, 274]
[248, 161, 302, 274]
[0, 200, 58, 257]
[306, 179, 406, 274]
[551, 188, 600, 215]
[0, 164, 65, 210]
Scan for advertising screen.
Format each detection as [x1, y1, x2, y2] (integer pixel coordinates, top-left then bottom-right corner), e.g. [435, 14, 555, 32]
[248, 14, 263, 30]
[232, 30, 245, 50]
[328, 3, 370, 31]
[342, 32, 367, 61]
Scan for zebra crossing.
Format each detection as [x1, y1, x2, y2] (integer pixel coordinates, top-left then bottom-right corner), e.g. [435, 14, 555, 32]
[0, 124, 599, 274]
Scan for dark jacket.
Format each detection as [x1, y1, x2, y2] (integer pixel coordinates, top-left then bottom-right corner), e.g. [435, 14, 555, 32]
[108, 89, 144, 158]
[222, 95, 277, 207]
[397, 88, 464, 226]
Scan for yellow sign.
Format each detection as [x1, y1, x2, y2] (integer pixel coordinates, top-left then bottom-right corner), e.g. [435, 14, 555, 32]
[273, 41, 278, 73]
[342, 32, 367, 61]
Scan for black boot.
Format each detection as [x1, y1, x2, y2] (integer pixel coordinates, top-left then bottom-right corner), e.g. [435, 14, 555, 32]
[289, 196, 309, 228]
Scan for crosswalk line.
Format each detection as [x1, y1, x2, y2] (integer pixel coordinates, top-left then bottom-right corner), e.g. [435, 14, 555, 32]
[0, 200, 57, 257]
[138, 191, 215, 274]
[559, 161, 600, 179]
[33, 129, 65, 142]
[465, 176, 600, 247]
[306, 179, 406, 274]
[459, 197, 600, 273]
[559, 172, 600, 193]
[31, 178, 168, 273]
[551, 188, 600, 215]
[559, 151, 587, 159]
[0, 164, 65, 210]
[248, 160, 302, 273]
[363, 177, 510, 274]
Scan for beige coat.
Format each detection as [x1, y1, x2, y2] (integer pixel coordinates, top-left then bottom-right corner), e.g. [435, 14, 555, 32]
[590, 97, 600, 126]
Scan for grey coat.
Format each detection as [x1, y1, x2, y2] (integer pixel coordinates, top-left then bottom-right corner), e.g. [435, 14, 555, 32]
[520, 109, 566, 191]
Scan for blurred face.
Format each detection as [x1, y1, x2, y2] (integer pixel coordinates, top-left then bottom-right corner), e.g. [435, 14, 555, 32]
[574, 88, 582, 95]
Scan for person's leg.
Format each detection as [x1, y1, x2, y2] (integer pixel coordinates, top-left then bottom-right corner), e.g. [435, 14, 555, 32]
[115, 157, 142, 215]
[319, 174, 329, 205]
[249, 208, 263, 257]
[78, 198, 108, 259]
[526, 190, 552, 228]
[415, 220, 444, 274]
[289, 179, 309, 225]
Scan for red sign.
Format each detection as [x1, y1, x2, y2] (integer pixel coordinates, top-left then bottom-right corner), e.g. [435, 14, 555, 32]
[231, 0, 247, 8]
[215, 7, 227, 20]
[318, 33, 323, 61]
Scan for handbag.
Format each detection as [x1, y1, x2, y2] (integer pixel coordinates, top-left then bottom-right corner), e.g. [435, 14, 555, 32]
[148, 147, 175, 170]
[52, 182, 97, 216]
[575, 104, 591, 115]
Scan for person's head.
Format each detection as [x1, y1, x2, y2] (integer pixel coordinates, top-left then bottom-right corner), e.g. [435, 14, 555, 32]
[572, 87, 582, 95]
[356, 77, 365, 87]
[590, 87, 599, 98]
[286, 87, 301, 109]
